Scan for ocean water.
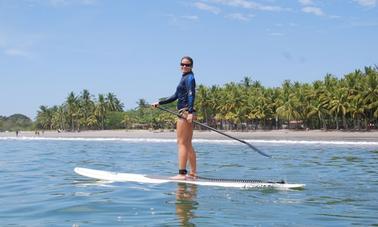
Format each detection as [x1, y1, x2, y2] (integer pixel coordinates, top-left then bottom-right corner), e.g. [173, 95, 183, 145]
[0, 137, 378, 226]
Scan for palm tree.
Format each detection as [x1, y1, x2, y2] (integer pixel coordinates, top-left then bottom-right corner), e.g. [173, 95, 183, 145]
[36, 105, 53, 130]
[309, 80, 330, 129]
[276, 80, 301, 128]
[328, 84, 348, 130]
[220, 82, 244, 129]
[343, 70, 369, 129]
[263, 87, 279, 129]
[86, 114, 99, 129]
[51, 105, 66, 130]
[136, 98, 148, 109]
[95, 94, 107, 130]
[135, 98, 148, 122]
[106, 92, 124, 112]
[196, 85, 211, 124]
[307, 100, 329, 130]
[242, 76, 252, 88]
[349, 95, 366, 129]
[79, 89, 94, 129]
[208, 85, 222, 128]
[122, 113, 134, 129]
[66, 92, 79, 131]
[362, 67, 378, 124]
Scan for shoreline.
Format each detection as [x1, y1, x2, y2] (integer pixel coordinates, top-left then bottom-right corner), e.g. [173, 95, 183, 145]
[1, 129, 378, 142]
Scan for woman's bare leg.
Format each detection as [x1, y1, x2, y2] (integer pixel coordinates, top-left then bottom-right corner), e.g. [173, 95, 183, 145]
[171, 119, 189, 179]
[172, 117, 196, 179]
[187, 124, 196, 177]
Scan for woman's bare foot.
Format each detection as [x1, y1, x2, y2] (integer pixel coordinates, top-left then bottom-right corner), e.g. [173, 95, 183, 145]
[188, 172, 197, 179]
[170, 174, 187, 180]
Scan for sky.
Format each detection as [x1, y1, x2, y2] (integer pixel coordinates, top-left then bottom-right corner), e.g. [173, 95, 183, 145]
[1, 0, 377, 119]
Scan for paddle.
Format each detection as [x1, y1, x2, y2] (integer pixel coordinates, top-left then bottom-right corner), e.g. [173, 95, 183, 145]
[156, 106, 272, 158]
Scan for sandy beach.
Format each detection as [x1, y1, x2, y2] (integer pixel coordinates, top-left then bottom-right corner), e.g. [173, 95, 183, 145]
[1, 129, 377, 142]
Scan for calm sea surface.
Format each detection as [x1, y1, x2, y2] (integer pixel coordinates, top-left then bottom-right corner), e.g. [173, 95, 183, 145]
[1, 137, 378, 226]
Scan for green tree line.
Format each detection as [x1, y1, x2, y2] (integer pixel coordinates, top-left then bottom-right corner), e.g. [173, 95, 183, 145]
[196, 66, 377, 131]
[0, 114, 33, 131]
[34, 66, 377, 131]
[35, 90, 124, 131]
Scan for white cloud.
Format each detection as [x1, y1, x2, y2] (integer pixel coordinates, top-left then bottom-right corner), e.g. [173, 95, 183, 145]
[329, 15, 341, 19]
[165, 14, 199, 26]
[181, 15, 199, 20]
[270, 32, 284, 36]
[0, 31, 42, 59]
[302, 6, 324, 16]
[4, 48, 31, 58]
[48, 0, 68, 6]
[80, 0, 96, 5]
[225, 13, 254, 21]
[43, 0, 97, 7]
[0, 36, 6, 48]
[209, 0, 288, 12]
[298, 0, 314, 5]
[353, 0, 376, 7]
[350, 21, 378, 27]
[194, 2, 221, 14]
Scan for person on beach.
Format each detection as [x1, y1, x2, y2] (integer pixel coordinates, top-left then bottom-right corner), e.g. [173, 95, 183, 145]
[152, 56, 197, 180]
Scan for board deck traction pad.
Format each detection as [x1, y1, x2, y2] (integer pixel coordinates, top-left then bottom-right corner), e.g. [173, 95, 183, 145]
[196, 176, 285, 184]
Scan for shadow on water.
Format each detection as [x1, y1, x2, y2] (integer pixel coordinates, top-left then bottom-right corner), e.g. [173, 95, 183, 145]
[330, 156, 362, 163]
[175, 183, 198, 227]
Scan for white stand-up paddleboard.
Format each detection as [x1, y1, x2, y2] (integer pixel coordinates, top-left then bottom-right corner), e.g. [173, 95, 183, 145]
[74, 167, 305, 189]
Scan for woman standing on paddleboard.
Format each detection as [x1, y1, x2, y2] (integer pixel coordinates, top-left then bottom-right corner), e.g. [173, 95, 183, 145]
[152, 56, 197, 180]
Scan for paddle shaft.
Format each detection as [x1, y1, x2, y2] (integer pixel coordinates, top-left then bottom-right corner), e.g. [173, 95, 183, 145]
[157, 106, 271, 158]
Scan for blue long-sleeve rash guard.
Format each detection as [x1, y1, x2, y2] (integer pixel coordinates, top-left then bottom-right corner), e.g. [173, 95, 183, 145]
[159, 72, 196, 113]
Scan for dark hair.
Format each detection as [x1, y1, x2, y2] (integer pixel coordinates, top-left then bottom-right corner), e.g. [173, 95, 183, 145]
[181, 56, 193, 66]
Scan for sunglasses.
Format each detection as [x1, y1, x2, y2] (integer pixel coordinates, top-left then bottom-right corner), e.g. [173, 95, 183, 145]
[180, 63, 192, 67]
